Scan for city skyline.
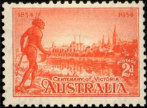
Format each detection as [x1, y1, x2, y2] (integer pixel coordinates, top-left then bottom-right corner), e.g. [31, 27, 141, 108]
[47, 25, 136, 48]
[13, 8, 138, 48]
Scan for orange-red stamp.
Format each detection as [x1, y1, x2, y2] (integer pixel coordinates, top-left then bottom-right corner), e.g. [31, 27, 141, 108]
[3, 2, 145, 106]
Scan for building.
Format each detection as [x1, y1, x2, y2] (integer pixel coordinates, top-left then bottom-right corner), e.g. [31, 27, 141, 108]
[50, 35, 86, 57]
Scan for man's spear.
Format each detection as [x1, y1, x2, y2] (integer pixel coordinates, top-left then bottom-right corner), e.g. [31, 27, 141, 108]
[15, 53, 25, 76]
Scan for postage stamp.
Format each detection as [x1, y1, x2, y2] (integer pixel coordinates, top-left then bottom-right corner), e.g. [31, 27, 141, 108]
[2, 2, 145, 106]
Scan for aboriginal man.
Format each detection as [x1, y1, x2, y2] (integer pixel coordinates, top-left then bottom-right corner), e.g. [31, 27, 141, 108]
[18, 18, 50, 90]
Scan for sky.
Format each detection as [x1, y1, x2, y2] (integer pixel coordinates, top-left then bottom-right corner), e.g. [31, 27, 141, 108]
[13, 8, 138, 48]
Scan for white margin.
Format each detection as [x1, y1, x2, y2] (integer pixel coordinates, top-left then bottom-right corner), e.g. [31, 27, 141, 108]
[2, 1, 145, 107]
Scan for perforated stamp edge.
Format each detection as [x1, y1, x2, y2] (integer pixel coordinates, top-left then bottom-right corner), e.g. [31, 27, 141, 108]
[2, 1, 146, 107]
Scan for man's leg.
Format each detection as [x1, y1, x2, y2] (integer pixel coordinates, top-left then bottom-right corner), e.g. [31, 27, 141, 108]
[30, 62, 38, 86]
[19, 64, 34, 87]
[18, 53, 36, 88]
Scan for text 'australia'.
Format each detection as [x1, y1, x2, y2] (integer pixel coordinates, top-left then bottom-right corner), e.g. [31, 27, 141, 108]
[41, 79, 128, 95]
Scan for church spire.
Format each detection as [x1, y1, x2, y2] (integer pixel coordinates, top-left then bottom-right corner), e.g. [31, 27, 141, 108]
[113, 24, 117, 46]
[102, 35, 105, 47]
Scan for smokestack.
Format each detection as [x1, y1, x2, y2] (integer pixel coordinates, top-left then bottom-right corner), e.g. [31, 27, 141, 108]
[79, 34, 81, 43]
[74, 36, 76, 42]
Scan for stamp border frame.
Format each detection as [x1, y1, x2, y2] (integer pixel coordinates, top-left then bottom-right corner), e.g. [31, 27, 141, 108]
[2, 1, 146, 107]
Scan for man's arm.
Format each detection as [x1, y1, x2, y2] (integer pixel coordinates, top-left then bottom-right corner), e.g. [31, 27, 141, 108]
[20, 30, 29, 52]
[36, 37, 50, 55]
